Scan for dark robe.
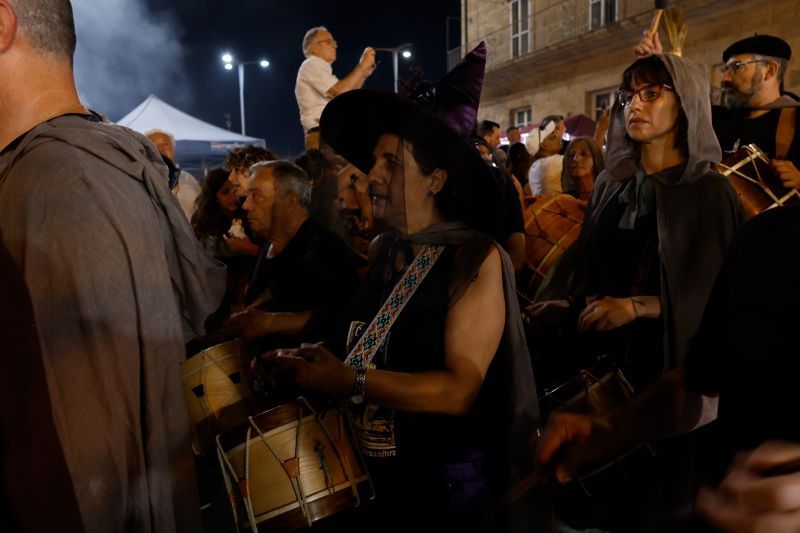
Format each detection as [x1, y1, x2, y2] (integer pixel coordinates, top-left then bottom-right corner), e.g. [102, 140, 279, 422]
[0, 236, 84, 533]
[538, 54, 745, 370]
[0, 114, 226, 532]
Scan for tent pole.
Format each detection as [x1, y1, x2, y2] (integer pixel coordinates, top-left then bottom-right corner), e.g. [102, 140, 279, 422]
[238, 63, 246, 136]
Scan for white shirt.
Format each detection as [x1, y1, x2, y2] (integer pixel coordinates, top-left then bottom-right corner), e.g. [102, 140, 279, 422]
[176, 171, 201, 220]
[527, 154, 564, 196]
[295, 55, 339, 132]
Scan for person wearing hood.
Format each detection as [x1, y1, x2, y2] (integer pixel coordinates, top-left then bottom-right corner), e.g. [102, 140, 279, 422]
[256, 43, 553, 532]
[636, 32, 800, 189]
[533, 54, 744, 530]
[0, 1, 225, 531]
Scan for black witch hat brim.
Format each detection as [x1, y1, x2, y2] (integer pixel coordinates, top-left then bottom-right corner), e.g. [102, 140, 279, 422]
[319, 89, 501, 228]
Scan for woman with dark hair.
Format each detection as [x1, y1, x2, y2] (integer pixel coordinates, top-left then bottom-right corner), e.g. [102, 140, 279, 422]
[508, 141, 533, 193]
[191, 167, 257, 326]
[532, 54, 744, 531]
[191, 167, 243, 256]
[258, 43, 550, 532]
[560, 136, 605, 206]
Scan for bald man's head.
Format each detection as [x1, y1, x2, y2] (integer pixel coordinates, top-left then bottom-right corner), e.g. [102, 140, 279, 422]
[7, 0, 76, 62]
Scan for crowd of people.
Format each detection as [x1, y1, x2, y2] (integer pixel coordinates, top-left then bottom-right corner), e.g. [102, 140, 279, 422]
[2, 1, 800, 532]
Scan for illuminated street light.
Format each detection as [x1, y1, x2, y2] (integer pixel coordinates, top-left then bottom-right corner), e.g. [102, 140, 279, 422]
[374, 43, 413, 93]
[220, 53, 270, 135]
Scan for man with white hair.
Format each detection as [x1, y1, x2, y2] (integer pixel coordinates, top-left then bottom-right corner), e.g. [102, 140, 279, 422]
[145, 128, 202, 219]
[224, 160, 360, 347]
[294, 26, 376, 150]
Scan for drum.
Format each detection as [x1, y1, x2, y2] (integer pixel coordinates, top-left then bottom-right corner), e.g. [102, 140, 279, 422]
[715, 144, 800, 220]
[520, 193, 585, 299]
[181, 340, 257, 455]
[540, 358, 655, 497]
[216, 398, 372, 531]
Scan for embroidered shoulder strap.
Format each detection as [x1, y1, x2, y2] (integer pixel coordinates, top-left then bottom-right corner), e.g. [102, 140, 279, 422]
[344, 244, 445, 369]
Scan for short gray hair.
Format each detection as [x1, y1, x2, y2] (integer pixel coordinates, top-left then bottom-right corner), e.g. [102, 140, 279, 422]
[302, 26, 327, 58]
[10, 0, 77, 62]
[752, 54, 789, 84]
[144, 129, 176, 149]
[251, 160, 312, 208]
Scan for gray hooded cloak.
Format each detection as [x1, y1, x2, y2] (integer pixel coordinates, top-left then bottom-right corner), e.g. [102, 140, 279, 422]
[538, 55, 745, 370]
[0, 114, 226, 532]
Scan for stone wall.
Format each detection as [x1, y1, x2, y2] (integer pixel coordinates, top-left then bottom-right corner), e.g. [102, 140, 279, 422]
[463, 0, 800, 129]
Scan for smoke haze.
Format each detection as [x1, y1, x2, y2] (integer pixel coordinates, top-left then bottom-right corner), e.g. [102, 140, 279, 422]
[72, 0, 193, 120]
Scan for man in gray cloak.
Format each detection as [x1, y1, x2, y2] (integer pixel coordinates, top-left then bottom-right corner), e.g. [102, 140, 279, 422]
[0, 1, 225, 531]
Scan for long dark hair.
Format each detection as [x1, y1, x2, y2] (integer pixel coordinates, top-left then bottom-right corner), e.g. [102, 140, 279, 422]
[191, 167, 233, 241]
[560, 136, 605, 195]
[621, 55, 689, 156]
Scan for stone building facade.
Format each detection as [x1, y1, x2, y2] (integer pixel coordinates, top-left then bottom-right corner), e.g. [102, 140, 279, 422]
[457, 0, 800, 131]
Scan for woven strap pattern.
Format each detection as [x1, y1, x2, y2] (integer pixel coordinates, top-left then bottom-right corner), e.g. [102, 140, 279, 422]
[344, 244, 444, 369]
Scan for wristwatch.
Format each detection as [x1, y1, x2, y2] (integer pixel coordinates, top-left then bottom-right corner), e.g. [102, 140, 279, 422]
[350, 367, 367, 405]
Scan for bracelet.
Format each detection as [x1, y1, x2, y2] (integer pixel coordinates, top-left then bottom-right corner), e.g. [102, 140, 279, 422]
[350, 367, 367, 405]
[630, 297, 639, 319]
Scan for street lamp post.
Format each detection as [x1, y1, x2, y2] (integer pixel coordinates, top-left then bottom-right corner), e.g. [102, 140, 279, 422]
[374, 44, 413, 93]
[222, 53, 270, 136]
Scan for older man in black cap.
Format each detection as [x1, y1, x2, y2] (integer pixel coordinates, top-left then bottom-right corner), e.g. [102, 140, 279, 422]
[636, 33, 800, 188]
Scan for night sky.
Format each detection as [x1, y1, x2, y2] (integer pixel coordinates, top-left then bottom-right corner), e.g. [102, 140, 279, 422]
[137, 0, 461, 156]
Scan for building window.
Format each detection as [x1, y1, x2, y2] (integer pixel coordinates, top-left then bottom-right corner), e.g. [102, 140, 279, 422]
[589, 0, 617, 31]
[510, 0, 530, 58]
[513, 107, 533, 127]
[588, 87, 616, 120]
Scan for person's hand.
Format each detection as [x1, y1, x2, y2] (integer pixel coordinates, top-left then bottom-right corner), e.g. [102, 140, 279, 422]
[633, 29, 663, 57]
[772, 160, 800, 189]
[223, 234, 260, 256]
[359, 47, 377, 76]
[696, 440, 800, 532]
[578, 296, 636, 332]
[525, 299, 571, 326]
[535, 412, 613, 483]
[258, 343, 354, 396]
[223, 310, 273, 342]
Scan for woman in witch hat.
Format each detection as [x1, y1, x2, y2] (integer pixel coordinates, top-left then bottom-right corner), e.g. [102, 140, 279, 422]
[259, 43, 553, 531]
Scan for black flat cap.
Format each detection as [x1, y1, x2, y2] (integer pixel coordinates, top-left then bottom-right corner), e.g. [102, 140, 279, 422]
[723, 34, 792, 62]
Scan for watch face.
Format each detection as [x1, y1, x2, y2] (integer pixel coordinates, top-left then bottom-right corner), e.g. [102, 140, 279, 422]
[350, 394, 365, 405]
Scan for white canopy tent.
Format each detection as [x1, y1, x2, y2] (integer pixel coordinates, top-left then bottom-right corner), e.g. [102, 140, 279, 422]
[117, 95, 266, 172]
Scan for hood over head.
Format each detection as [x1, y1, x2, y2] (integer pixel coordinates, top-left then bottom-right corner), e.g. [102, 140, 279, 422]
[605, 54, 721, 186]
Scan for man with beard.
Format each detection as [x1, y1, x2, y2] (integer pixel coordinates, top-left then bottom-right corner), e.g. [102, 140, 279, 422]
[635, 34, 800, 189]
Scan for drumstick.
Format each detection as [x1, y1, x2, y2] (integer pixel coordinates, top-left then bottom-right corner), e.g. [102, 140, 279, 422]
[650, 0, 669, 37]
[516, 289, 535, 305]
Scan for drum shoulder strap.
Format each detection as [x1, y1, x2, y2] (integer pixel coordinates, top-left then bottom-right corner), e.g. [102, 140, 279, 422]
[775, 106, 797, 161]
[344, 244, 445, 369]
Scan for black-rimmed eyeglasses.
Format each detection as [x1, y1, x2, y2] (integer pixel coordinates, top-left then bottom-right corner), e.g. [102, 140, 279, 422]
[616, 83, 674, 107]
[719, 59, 770, 74]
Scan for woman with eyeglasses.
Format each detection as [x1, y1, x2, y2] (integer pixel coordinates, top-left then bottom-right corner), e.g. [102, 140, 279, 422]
[530, 53, 744, 530]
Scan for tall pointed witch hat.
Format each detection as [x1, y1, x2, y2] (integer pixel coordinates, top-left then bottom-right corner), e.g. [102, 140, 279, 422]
[320, 43, 504, 236]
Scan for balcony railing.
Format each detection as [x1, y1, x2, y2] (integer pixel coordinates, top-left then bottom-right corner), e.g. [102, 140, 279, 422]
[464, 0, 653, 70]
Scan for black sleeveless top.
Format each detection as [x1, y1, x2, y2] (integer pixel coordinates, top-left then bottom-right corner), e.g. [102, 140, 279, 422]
[337, 235, 486, 463]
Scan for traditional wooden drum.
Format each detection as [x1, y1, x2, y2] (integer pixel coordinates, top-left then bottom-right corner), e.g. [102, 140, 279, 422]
[181, 340, 255, 455]
[520, 193, 585, 299]
[715, 144, 800, 220]
[216, 398, 372, 531]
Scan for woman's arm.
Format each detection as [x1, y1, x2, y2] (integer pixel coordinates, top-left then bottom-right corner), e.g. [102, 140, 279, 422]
[264, 246, 505, 416]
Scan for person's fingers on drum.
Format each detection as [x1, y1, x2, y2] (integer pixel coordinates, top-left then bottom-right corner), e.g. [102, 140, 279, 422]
[772, 160, 800, 189]
[696, 486, 800, 533]
[535, 412, 596, 482]
[741, 440, 800, 475]
[578, 302, 601, 332]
